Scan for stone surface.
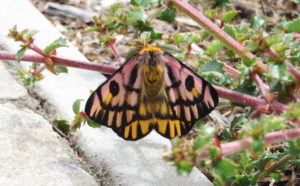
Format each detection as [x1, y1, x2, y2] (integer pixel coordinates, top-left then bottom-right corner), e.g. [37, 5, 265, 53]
[0, 63, 27, 99]
[0, 103, 98, 186]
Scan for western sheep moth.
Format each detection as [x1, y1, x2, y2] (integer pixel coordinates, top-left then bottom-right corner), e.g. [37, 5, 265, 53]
[85, 45, 219, 140]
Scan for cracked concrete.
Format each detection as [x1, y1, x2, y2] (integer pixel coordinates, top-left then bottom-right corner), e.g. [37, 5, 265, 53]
[0, 61, 100, 186]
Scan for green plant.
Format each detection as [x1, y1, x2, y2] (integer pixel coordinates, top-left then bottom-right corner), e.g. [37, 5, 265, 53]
[1, 0, 300, 185]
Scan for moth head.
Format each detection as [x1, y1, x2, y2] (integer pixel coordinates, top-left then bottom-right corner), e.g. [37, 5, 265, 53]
[139, 45, 163, 54]
[138, 45, 165, 67]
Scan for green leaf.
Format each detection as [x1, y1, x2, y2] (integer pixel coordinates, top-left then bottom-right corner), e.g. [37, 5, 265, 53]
[194, 119, 203, 128]
[127, 9, 148, 24]
[256, 156, 274, 170]
[86, 27, 100, 32]
[292, 0, 300, 3]
[150, 31, 163, 40]
[176, 160, 193, 175]
[43, 37, 68, 55]
[199, 59, 229, 86]
[234, 79, 257, 96]
[86, 117, 101, 128]
[221, 10, 239, 22]
[211, 0, 232, 8]
[270, 62, 288, 81]
[25, 29, 38, 40]
[288, 138, 300, 157]
[199, 59, 225, 74]
[204, 41, 223, 57]
[261, 116, 285, 132]
[220, 128, 232, 140]
[54, 66, 68, 74]
[72, 99, 82, 114]
[194, 135, 211, 150]
[223, 24, 237, 39]
[212, 158, 237, 180]
[108, 3, 123, 14]
[74, 113, 83, 124]
[250, 16, 266, 29]
[19, 29, 29, 37]
[53, 119, 70, 134]
[230, 114, 246, 132]
[17, 69, 43, 86]
[251, 138, 264, 153]
[130, 0, 148, 6]
[16, 46, 27, 62]
[270, 173, 284, 182]
[287, 18, 300, 33]
[160, 8, 176, 23]
[235, 175, 252, 185]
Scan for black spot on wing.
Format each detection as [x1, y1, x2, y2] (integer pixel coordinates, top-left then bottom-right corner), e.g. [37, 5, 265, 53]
[109, 80, 119, 96]
[185, 75, 194, 91]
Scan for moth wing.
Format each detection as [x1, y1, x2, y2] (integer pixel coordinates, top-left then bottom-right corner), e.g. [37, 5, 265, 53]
[154, 53, 219, 139]
[85, 56, 153, 140]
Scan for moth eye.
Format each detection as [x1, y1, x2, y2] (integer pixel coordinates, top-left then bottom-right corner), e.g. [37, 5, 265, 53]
[109, 80, 120, 96]
[185, 75, 194, 91]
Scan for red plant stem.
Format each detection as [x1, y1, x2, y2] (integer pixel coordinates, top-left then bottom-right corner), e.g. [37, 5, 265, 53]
[252, 73, 269, 97]
[223, 64, 241, 77]
[221, 128, 300, 156]
[20, 38, 46, 57]
[294, 34, 300, 39]
[110, 42, 124, 64]
[171, 0, 269, 72]
[213, 86, 287, 112]
[288, 63, 300, 81]
[0, 51, 118, 74]
[34, 64, 47, 75]
[0, 51, 288, 112]
[171, 0, 274, 109]
[20, 37, 48, 75]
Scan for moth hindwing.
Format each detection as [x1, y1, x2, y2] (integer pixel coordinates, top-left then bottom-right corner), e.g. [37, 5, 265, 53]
[85, 46, 219, 140]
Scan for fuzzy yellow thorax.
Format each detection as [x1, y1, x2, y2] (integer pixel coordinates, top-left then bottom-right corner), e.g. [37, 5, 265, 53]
[139, 45, 163, 54]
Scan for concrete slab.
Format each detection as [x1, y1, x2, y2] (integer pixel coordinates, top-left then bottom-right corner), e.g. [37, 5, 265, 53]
[0, 63, 27, 99]
[0, 0, 213, 185]
[0, 102, 98, 186]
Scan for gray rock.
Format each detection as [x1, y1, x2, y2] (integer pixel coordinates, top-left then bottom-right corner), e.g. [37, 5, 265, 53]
[0, 63, 27, 99]
[0, 103, 98, 186]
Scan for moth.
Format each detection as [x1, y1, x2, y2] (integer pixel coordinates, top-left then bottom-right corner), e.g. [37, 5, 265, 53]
[85, 45, 219, 140]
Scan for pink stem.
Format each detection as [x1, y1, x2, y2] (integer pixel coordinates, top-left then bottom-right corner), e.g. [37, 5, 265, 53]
[223, 64, 241, 77]
[288, 63, 300, 81]
[0, 51, 117, 74]
[221, 128, 300, 156]
[33, 64, 47, 75]
[20, 38, 46, 57]
[171, 0, 269, 72]
[110, 43, 124, 64]
[252, 73, 269, 97]
[293, 34, 300, 39]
